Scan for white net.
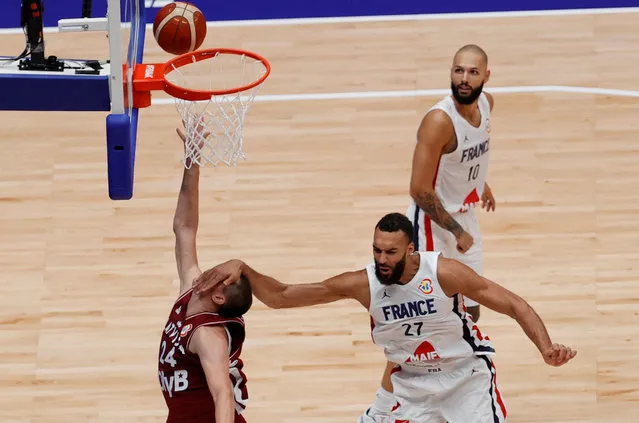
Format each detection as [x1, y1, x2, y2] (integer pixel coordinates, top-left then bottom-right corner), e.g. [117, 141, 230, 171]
[165, 51, 269, 168]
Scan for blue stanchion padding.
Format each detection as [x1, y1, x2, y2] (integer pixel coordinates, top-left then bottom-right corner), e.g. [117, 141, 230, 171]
[105, 113, 133, 200]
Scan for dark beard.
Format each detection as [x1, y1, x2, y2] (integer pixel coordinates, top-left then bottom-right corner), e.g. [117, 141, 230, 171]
[451, 81, 484, 105]
[375, 256, 406, 286]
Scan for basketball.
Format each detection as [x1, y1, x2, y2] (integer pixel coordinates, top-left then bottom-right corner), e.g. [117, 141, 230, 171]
[153, 2, 207, 56]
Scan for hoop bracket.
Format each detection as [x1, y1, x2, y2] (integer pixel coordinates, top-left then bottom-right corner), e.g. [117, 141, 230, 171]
[130, 62, 167, 108]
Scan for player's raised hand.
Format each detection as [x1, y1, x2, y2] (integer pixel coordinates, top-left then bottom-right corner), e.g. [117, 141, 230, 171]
[176, 116, 210, 167]
[193, 259, 244, 295]
[542, 343, 577, 367]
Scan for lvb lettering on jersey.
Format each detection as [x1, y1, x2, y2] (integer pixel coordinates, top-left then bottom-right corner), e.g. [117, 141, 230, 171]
[159, 319, 189, 397]
[160, 369, 189, 397]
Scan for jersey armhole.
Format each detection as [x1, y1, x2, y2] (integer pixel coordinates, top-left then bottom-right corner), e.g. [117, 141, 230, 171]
[479, 93, 491, 116]
[365, 264, 377, 314]
[224, 326, 232, 356]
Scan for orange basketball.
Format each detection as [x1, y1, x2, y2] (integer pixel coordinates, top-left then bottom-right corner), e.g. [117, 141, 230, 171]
[153, 2, 207, 56]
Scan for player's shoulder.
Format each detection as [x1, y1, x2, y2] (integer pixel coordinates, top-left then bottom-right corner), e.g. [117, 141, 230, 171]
[424, 107, 454, 125]
[417, 108, 455, 143]
[188, 323, 229, 355]
[434, 254, 477, 282]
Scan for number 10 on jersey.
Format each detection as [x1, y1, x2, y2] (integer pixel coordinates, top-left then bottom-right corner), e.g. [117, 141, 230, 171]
[468, 164, 480, 181]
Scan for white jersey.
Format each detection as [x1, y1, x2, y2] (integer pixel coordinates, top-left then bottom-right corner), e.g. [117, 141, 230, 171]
[367, 251, 494, 372]
[413, 93, 492, 214]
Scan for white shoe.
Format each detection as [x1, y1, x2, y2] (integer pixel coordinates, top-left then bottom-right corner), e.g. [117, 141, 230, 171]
[357, 409, 391, 423]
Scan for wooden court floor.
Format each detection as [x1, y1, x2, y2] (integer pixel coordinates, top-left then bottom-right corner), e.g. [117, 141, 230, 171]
[1, 10, 639, 423]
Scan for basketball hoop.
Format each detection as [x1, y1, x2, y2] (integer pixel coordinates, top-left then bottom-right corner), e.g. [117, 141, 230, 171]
[131, 48, 271, 168]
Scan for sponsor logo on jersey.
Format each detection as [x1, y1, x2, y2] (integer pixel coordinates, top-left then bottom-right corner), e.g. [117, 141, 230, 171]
[418, 278, 433, 295]
[405, 340, 440, 364]
[458, 188, 480, 213]
[180, 323, 192, 338]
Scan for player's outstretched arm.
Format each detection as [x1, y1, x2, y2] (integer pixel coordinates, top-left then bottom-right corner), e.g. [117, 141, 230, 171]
[173, 126, 204, 294]
[436, 256, 577, 367]
[189, 326, 235, 423]
[193, 260, 370, 309]
[243, 264, 368, 309]
[410, 110, 465, 240]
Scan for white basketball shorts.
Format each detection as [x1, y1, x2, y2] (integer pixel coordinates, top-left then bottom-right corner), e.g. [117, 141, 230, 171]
[407, 204, 483, 307]
[389, 355, 507, 423]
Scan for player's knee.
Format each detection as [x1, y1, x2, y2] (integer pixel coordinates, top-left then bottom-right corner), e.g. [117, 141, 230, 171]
[467, 305, 480, 322]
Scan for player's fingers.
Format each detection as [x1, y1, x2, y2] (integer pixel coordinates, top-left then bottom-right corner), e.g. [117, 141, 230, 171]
[176, 127, 186, 142]
[222, 276, 238, 286]
[556, 347, 568, 364]
[194, 271, 224, 292]
[563, 347, 575, 361]
[547, 346, 559, 361]
[555, 345, 568, 366]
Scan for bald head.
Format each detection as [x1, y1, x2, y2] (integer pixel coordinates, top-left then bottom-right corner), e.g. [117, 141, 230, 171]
[449, 44, 490, 105]
[454, 44, 488, 67]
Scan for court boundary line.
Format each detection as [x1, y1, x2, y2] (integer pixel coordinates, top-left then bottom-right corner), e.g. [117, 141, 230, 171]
[150, 85, 639, 105]
[0, 6, 637, 34]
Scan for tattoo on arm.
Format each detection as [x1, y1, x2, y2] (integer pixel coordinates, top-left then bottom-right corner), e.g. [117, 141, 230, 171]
[414, 191, 463, 237]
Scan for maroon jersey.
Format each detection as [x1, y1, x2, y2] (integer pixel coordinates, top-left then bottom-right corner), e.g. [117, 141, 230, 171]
[158, 289, 248, 423]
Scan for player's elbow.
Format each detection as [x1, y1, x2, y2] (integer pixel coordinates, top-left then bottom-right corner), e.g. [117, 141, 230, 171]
[409, 184, 434, 203]
[173, 212, 199, 233]
[210, 383, 234, 411]
[265, 297, 286, 309]
[173, 221, 196, 235]
[212, 384, 233, 401]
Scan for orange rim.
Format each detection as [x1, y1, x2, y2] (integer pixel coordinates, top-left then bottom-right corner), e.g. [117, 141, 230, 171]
[161, 48, 271, 101]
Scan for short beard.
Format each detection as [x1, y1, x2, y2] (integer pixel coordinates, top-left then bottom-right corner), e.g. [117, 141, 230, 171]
[451, 81, 484, 105]
[375, 256, 407, 286]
